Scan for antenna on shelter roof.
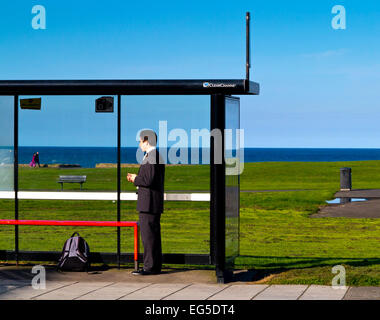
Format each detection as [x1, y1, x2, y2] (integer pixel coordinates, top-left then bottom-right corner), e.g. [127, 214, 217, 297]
[246, 12, 251, 81]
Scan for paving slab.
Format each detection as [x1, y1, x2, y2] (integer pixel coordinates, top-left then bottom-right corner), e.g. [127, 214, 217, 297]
[0, 280, 30, 295]
[253, 285, 308, 300]
[1, 266, 378, 301]
[33, 281, 113, 300]
[314, 199, 380, 218]
[0, 265, 223, 285]
[45, 267, 216, 284]
[0, 284, 24, 295]
[120, 283, 190, 300]
[0, 280, 30, 286]
[344, 286, 380, 300]
[77, 282, 152, 300]
[163, 284, 227, 300]
[299, 285, 348, 300]
[207, 284, 268, 300]
[314, 188, 380, 218]
[0, 281, 77, 300]
[0, 269, 33, 281]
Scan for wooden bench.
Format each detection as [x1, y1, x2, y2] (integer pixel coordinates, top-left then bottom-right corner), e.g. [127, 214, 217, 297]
[57, 175, 87, 190]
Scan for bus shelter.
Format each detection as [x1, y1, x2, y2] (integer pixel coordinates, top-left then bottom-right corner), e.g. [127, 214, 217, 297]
[0, 79, 259, 283]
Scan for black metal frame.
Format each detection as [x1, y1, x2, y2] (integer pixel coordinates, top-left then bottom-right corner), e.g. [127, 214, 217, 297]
[210, 94, 241, 283]
[0, 79, 259, 96]
[13, 95, 19, 265]
[210, 94, 227, 282]
[117, 95, 121, 268]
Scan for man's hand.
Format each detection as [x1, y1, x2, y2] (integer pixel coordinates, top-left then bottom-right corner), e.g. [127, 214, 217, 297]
[127, 173, 137, 183]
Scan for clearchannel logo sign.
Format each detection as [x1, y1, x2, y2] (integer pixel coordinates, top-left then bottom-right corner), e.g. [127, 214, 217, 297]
[203, 82, 237, 88]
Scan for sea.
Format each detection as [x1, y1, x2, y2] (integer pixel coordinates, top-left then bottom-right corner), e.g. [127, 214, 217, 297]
[1, 147, 380, 168]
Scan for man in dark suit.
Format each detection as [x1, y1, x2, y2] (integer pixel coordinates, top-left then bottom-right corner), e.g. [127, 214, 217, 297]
[127, 130, 165, 275]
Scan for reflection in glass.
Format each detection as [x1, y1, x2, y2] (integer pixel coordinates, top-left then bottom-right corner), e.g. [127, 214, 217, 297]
[225, 96, 240, 268]
[17, 95, 118, 253]
[121, 95, 210, 254]
[0, 96, 15, 250]
[0, 96, 14, 191]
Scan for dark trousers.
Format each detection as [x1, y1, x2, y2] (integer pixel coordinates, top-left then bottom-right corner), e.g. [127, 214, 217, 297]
[139, 212, 162, 272]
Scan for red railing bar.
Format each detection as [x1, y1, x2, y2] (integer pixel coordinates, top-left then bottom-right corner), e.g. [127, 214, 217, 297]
[0, 219, 139, 270]
[0, 219, 137, 227]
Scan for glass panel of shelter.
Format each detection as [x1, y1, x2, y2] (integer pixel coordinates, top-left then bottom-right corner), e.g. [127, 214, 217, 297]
[121, 95, 210, 256]
[225, 96, 240, 269]
[17, 95, 119, 254]
[0, 96, 15, 250]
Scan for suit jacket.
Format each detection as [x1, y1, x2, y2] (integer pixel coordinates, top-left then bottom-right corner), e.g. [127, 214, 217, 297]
[134, 149, 165, 214]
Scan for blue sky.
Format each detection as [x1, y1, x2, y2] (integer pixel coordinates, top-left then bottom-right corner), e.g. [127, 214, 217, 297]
[1, 0, 380, 147]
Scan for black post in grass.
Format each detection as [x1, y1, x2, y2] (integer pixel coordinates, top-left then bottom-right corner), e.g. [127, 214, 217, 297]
[340, 167, 352, 191]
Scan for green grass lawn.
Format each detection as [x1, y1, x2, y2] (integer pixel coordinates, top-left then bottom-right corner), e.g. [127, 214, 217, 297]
[17, 165, 211, 191]
[1, 161, 380, 285]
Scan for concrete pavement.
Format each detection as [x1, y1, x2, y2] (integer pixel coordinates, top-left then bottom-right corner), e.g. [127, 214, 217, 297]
[1, 280, 378, 300]
[0, 266, 378, 300]
[314, 188, 380, 218]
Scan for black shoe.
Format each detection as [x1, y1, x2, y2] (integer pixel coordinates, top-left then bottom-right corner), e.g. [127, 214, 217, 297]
[132, 269, 157, 275]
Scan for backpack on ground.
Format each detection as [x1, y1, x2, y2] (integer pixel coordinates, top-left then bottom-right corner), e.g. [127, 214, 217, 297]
[57, 232, 90, 271]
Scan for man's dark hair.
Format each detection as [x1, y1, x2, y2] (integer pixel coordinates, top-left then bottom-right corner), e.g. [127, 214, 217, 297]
[139, 129, 157, 147]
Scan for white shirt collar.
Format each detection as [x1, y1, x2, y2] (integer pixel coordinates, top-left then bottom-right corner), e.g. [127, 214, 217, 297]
[146, 146, 156, 154]
[143, 146, 156, 159]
